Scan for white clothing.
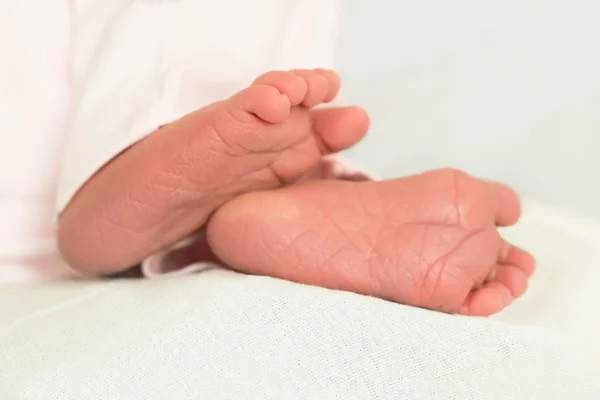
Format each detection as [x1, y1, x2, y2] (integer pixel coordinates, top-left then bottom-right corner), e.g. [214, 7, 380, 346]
[0, 0, 342, 283]
[0, 1, 72, 282]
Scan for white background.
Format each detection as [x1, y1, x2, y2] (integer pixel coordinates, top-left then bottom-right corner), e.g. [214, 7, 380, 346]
[337, 0, 600, 220]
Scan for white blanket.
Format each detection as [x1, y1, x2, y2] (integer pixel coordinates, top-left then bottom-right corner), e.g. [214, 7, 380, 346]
[0, 0, 598, 398]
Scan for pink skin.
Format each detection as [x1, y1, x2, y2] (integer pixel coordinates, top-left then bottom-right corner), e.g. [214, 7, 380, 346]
[207, 169, 535, 317]
[58, 69, 369, 274]
[59, 68, 534, 316]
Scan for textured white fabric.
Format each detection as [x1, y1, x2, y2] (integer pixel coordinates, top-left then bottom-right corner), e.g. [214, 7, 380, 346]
[0, 234, 598, 399]
[1, 0, 599, 398]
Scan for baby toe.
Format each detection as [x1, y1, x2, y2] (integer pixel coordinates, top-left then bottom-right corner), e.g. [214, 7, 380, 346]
[228, 84, 291, 123]
[493, 265, 529, 298]
[489, 181, 522, 227]
[459, 280, 514, 317]
[313, 68, 341, 102]
[291, 69, 330, 107]
[252, 70, 308, 106]
[311, 106, 370, 153]
[500, 241, 536, 277]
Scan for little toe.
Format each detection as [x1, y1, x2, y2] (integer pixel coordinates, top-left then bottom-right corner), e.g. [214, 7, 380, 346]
[459, 240, 532, 317]
[311, 106, 370, 153]
[291, 69, 331, 107]
[489, 181, 522, 226]
[252, 70, 308, 106]
[499, 240, 536, 277]
[228, 84, 291, 123]
[493, 264, 529, 299]
[459, 280, 514, 317]
[313, 68, 341, 102]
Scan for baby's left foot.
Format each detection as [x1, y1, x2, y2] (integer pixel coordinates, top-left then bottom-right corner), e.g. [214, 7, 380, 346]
[207, 169, 535, 316]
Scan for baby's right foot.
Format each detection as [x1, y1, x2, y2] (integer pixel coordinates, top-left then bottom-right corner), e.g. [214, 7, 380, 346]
[59, 69, 369, 273]
[207, 169, 535, 316]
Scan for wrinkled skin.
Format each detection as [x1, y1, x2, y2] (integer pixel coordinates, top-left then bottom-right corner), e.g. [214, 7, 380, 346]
[58, 69, 368, 273]
[208, 169, 535, 316]
[59, 69, 534, 316]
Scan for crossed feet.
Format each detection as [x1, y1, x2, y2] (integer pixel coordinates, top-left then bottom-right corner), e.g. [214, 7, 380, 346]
[61, 69, 535, 317]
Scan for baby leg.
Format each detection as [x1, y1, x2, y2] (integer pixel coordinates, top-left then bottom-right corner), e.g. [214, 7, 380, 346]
[59, 70, 369, 274]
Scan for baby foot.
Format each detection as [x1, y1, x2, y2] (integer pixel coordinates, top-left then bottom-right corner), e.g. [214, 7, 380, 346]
[207, 169, 535, 316]
[169, 69, 368, 191]
[58, 69, 369, 274]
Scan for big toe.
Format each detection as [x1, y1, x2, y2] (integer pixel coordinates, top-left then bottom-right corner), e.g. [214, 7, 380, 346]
[489, 181, 521, 226]
[311, 106, 370, 153]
